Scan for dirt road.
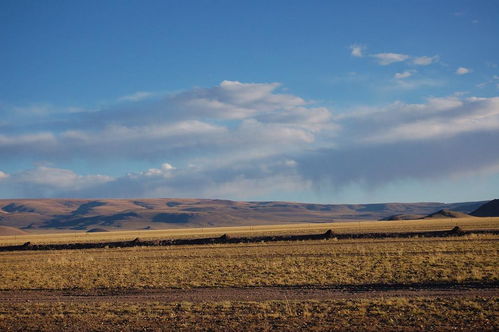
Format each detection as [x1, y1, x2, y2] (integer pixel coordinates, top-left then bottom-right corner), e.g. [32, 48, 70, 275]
[1, 283, 497, 303]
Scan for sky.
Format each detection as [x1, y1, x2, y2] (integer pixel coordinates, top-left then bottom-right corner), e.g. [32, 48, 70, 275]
[1, 0, 498, 203]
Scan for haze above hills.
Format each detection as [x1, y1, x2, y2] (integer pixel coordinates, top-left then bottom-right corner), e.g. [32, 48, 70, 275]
[0, 198, 495, 234]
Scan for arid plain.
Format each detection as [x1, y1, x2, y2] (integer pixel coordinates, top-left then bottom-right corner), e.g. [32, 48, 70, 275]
[0, 199, 498, 331]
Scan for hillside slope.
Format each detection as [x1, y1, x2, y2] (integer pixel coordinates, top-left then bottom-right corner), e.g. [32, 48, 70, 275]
[422, 209, 472, 219]
[470, 199, 499, 217]
[0, 226, 28, 236]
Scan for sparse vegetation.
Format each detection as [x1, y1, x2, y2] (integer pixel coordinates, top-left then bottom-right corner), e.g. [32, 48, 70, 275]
[0, 235, 497, 290]
[1, 221, 497, 330]
[0, 297, 497, 331]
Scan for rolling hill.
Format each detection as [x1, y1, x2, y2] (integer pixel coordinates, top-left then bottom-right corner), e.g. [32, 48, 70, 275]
[470, 199, 499, 217]
[422, 209, 472, 219]
[0, 226, 28, 236]
[0, 198, 489, 233]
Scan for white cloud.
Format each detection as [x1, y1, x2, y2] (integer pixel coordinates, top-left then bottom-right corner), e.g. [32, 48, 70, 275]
[170, 80, 308, 120]
[0, 81, 332, 163]
[363, 97, 499, 143]
[0, 158, 307, 200]
[412, 55, 439, 66]
[352, 46, 438, 67]
[17, 166, 113, 189]
[371, 53, 409, 65]
[0, 166, 114, 197]
[141, 163, 176, 178]
[350, 44, 365, 57]
[394, 71, 415, 79]
[456, 67, 471, 75]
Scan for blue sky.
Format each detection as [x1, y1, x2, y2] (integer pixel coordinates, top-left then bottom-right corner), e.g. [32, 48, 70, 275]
[1, 0, 498, 203]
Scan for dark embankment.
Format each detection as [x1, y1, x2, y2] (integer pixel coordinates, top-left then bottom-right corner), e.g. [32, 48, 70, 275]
[1, 227, 497, 252]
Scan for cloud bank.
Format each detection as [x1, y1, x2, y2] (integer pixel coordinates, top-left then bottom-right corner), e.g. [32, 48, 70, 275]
[1, 81, 498, 199]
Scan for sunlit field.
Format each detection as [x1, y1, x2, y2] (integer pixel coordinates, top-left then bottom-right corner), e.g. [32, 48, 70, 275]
[1, 218, 497, 331]
[1, 235, 497, 290]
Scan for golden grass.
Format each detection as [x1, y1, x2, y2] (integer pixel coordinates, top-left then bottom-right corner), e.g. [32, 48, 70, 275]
[1, 221, 497, 330]
[0, 297, 497, 331]
[1, 216, 498, 246]
[1, 235, 497, 290]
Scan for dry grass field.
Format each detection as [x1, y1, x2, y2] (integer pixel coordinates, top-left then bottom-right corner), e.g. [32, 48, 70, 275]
[0, 217, 498, 331]
[1, 297, 497, 331]
[1, 235, 498, 290]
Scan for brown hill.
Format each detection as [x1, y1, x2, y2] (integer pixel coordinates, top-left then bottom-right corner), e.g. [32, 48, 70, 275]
[0, 198, 488, 233]
[0, 226, 29, 236]
[423, 209, 471, 219]
[470, 199, 499, 217]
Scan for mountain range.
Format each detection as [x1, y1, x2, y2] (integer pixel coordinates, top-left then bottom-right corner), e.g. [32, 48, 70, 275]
[0, 198, 494, 233]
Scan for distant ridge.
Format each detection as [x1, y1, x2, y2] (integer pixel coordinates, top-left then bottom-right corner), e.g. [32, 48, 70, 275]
[470, 199, 499, 217]
[0, 198, 490, 232]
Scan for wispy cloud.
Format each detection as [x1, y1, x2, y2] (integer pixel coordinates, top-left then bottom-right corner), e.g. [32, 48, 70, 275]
[456, 67, 472, 75]
[412, 55, 439, 66]
[117, 91, 156, 102]
[352, 45, 439, 68]
[350, 44, 365, 57]
[371, 52, 410, 65]
[388, 78, 443, 90]
[394, 70, 415, 79]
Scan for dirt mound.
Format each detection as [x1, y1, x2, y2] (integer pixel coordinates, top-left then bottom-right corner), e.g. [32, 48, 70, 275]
[0, 226, 29, 236]
[381, 214, 424, 221]
[423, 209, 471, 219]
[86, 228, 109, 233]
[470, 199, 499, 217]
